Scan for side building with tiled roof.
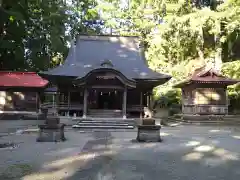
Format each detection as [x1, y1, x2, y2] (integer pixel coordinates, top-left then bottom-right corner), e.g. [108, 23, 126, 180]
[173, 66, 239, 115]
[0, 72, 48, 117]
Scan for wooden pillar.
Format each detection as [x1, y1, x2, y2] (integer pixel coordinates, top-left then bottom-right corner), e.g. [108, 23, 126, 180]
[181, 89, 184, 114]
[52, 94, 55, 108]
[148, 94, 151, 108]
[36, 92, 38, 113]
[67, 91, 70, 116]
[147, 92, 151, 108]
[36, 92, 41, 113]
[140, 91, 143, 119]
[225, 88, 228, 115]
[55, 92, 59, 115]
[38, 92, 42, 113]
[122, 87, 127, 119]
[83, 88, 88, 118]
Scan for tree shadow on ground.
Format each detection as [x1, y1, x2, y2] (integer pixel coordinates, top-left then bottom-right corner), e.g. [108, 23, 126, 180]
[18, 127, 240, 180]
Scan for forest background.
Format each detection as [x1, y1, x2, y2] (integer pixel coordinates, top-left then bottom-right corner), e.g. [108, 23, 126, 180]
[1, 0, 240, 112]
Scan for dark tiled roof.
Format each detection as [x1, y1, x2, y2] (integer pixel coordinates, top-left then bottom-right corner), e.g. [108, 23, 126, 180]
[174, 66, 239, 88]
[40, 35, 171, 81]
[0, 72, 48, 88]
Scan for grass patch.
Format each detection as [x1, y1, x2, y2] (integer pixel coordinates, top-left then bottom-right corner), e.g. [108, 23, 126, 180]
[0, 163, 33, 179]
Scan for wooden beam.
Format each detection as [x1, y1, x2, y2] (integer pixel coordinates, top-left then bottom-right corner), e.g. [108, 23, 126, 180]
[89, 85, 124, 89]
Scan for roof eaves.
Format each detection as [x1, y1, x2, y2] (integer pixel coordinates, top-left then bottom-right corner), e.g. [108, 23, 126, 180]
[173, 80, 192, 88]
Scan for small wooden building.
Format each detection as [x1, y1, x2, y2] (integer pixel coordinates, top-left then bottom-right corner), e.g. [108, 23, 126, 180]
[0, 72, 48, 114]
[39, 35, 171, 118]
[173, 66, 239, 115]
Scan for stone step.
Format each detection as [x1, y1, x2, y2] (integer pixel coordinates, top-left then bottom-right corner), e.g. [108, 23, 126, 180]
[73, 117, 134, 120]
[88, 112, 122, 115]
[72, 118, 135, 129]
[88, 112, 122, 114]
[89, 111, 121, 114]
[88, 115, 122, 117]
[77, 123, 130, 126]
[88, 110, 122, 115]
[80, 120, 134, 124]
[88, 113, 122, 117]
[72, 125, 134, 129]
[88, 109, 122, 112]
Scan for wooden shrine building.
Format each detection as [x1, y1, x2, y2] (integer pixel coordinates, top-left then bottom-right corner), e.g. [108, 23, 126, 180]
[39, 35, 171, 118]
[0, 72, 48, 114]
[173, 66, 239, 115]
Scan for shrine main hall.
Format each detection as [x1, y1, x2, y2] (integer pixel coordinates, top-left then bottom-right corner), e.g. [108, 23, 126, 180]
[40, 35, 171, 118]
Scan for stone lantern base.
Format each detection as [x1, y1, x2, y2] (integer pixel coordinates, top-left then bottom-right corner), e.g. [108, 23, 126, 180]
[37, 108, 66, 142]
[136, 118, 162, 142]
[37, 124, 66, 142]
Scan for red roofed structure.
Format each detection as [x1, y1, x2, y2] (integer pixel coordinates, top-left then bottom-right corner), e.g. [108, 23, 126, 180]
[0, 72, 48, 88]
[174, 66, 238, 88]
[174, 66, 239, 115]
[0, 72, 48, 116]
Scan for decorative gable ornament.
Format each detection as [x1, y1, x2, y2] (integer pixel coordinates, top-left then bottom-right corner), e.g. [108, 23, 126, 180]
[100, 59, 114, 68]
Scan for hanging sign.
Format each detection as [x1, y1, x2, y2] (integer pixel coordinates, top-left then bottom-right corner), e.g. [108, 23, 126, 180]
[96, 73, 116, 80]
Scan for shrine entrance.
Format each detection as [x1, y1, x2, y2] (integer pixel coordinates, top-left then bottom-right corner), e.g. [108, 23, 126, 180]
[88, 89, 123, 110]
[75, 68, 137, 118]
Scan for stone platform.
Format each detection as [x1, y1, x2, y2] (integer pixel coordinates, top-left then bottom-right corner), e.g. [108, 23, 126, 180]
[172, 114, 240, 125]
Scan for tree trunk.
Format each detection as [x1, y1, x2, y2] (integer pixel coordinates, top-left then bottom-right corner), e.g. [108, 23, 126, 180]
[214, 20, 222, 72]
[197, 26, 205, 66]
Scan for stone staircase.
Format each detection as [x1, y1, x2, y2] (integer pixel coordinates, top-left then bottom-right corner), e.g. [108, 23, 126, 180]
[168, 114, 240, 126]
[72, 118, 135, 129]
[88, 109, 123, 118]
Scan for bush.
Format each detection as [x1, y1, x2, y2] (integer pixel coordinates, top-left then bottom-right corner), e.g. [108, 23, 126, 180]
[153, 90, 181, 109]
[169, 104, 182, 116]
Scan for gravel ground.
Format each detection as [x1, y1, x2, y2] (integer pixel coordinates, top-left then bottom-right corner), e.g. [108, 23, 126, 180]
[0, 125, 240, 180]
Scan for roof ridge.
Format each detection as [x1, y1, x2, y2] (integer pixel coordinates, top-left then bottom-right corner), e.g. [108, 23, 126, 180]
[78, 35, 140, 42]
[78, 34, 139, 38]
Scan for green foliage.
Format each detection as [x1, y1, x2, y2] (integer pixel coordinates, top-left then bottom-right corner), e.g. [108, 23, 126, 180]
[144, 0, 240, 100]
[153, 89, 181, 116]
[222, 60, 240, 110]
[0, 0, 100, 71]
[1, 0, 240, 110]
[154, 89, 181, 108]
